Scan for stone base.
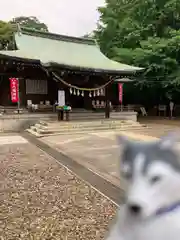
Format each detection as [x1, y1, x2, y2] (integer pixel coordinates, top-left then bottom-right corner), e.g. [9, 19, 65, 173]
[0, 111, 138, 132]
[0, 113, 56, 132]
[111, 111, 137, 122]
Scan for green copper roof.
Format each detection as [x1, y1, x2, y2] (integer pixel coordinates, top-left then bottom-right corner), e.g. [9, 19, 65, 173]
[0, 27, 143, 74]
[0, 50, 39, 62]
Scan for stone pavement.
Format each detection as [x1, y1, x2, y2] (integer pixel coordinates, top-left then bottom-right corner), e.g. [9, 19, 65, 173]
[40, 131, 155, 189]
[40, 122, 180, 189]
[0, 134, 116, 239]
[41, 132, 120, 186]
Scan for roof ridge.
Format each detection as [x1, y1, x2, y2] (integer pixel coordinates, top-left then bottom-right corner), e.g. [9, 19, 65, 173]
[18, 26, 96, 45]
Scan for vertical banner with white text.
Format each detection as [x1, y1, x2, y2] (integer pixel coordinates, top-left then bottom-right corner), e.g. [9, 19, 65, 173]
[9, 78, 19, 103]
[118, 83, 123, 104]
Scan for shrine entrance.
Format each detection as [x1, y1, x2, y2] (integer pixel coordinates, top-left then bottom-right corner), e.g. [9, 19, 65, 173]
[69, 95, 85, 109]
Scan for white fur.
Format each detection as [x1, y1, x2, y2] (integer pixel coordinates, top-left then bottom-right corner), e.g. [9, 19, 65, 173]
[126, 153, 147, 214]
[106, 135, 180, 240]
[133, 153, 146, 177]
[126, 161, 180, 218]
[106, 206, 180, 240]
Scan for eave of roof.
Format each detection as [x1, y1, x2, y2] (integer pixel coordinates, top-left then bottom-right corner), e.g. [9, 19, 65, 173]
[114, 78, 134, 82]
[0, 27, 144, 74]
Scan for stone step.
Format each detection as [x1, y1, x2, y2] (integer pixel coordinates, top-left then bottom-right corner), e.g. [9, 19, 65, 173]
[39, 119, 140, 127]
[33, 125, 144, 134]
[35, 122, 144, 130]
[31, 125, 147, 135]
[26, 128, 43, 137]
[27, 119, 147, 137]
[34, 122, 142, 131]
[27, 126, 147, 137]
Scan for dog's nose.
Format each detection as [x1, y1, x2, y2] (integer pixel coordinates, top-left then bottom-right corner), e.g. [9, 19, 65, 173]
[128, 204, 142, 215]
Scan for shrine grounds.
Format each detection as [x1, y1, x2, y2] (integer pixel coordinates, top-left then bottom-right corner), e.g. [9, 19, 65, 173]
[0, 135, 116, 239]
[1, 119, 180, 239]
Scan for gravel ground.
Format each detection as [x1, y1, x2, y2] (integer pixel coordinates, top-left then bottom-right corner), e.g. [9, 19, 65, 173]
[0, 142, 117, 240]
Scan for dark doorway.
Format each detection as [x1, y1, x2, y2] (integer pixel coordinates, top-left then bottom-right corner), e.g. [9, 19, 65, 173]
[69, 95, 85, 108]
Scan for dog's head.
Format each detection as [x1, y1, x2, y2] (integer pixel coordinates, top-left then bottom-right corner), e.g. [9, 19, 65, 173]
[118, 133, 180, 219]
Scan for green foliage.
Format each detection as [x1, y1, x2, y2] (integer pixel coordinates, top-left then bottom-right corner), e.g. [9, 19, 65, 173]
[95, 0, 180, 94]
[0, 17, 48, 50]
[0, 21, 14, 50]
[10, 16, 49, 32]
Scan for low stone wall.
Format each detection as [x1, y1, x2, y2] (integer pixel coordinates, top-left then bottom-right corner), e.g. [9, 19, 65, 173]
[0, 113, 56, 132]
[111, 111, 137, 122]
[70, 111, 138, 122]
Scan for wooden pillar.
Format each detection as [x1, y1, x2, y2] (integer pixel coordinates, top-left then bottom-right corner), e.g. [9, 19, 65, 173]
[19, 78, 26, 107]
[105, 84, 110, 118]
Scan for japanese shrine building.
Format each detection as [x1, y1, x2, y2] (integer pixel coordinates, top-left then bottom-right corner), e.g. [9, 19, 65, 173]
[0, 26, 143, 117]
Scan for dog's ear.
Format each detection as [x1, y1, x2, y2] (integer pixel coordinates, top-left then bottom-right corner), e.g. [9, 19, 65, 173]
[117, 134, 129, 146]
[159, 132, 180, 149]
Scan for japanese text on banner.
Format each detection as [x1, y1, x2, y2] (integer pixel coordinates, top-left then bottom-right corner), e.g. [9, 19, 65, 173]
[118, 83, 123, 104]
[9, 78, 19, 103]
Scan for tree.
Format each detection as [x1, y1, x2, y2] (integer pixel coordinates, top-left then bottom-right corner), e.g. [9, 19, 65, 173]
[0, 20, 14, 50]
[0, 17, 48, 50]
[10, 16, 48, 32]
[95, 0, 180, 103]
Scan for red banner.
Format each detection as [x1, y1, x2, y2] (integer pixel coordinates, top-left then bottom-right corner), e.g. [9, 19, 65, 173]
[118, 83, 123, 104]
[9, 78, 19, 103]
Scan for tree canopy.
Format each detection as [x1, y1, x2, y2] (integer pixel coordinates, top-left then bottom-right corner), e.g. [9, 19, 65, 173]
[10, 16, 48, 32]
[0, 17, 48, 50]
[0, 21, 14, 50]
[95, 0, 180, 103]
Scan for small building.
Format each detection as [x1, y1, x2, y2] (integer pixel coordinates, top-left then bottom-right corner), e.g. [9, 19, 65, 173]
[0, 26, 143, 118]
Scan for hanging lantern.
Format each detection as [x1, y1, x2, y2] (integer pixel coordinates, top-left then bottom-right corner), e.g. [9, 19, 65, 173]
[97, 90, 100, 96]
[93, 91, 96, 97]
[89, 92, 92, 97]
[73, 89, 76, 95]
[70, 88, 73, 94]
[77, 90, 80, 96]
[81, 91, 84, 96]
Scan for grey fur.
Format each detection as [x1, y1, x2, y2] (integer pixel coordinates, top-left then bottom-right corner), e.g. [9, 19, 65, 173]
[119, 135, 180, 180]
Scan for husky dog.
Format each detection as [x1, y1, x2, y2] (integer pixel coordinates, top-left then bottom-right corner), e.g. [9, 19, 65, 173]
[106, 133, 180, 240]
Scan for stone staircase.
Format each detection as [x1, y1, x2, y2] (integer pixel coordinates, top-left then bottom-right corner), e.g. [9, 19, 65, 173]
[26, 119, 148, 137]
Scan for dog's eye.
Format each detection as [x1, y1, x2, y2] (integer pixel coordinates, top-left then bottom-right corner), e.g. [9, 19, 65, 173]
[121, 164, 132, 180]
[150, 175, 162, 184]
[121, 169, 132, 180]
[122, 171, 132, 179]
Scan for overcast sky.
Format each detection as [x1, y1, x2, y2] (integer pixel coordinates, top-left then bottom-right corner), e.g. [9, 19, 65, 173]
[1, 0, 105, 36]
